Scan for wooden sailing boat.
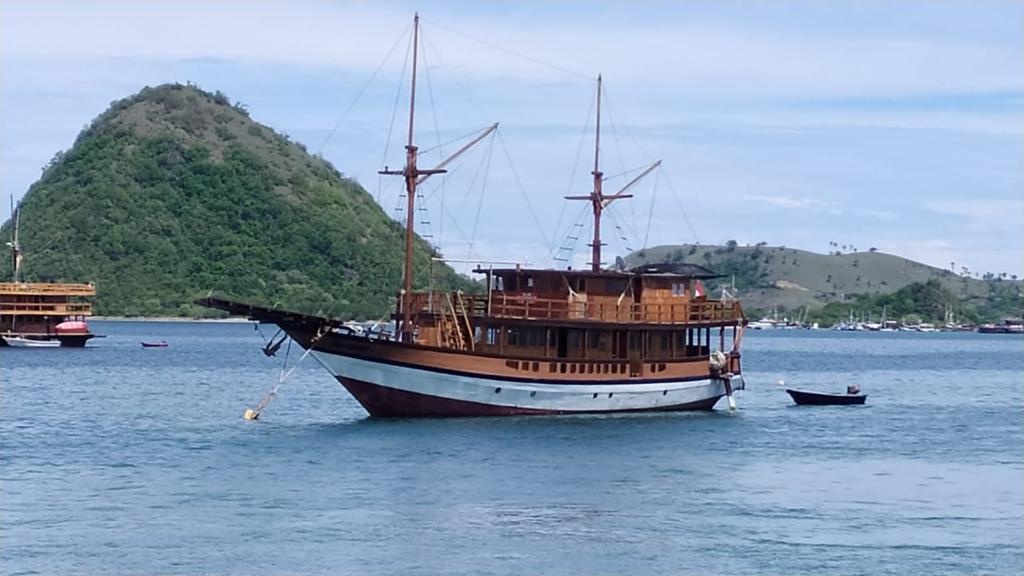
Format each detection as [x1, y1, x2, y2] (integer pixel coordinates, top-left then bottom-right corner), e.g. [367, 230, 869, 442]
[1, 197, 98, 347]
[200, 14, 747, 416]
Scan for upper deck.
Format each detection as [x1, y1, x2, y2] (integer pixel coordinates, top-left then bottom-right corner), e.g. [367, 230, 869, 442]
[0, 282, 95, 317]
[406, 264, 744, 328]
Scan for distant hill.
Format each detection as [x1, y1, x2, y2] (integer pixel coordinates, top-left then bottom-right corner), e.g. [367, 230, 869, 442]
[630, 243, 1022, 322]
[0, 83, 474, 318]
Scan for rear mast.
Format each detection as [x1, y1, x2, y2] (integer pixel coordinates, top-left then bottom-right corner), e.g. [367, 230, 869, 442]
[566, 76, 659, 273]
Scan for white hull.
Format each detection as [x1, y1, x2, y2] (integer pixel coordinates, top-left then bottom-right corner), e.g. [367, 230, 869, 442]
[2, 336, 60, 347]
[312, 349, 734, 416]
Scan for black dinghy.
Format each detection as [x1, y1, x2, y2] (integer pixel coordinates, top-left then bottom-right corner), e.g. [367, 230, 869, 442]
[787, 385, 867, 406]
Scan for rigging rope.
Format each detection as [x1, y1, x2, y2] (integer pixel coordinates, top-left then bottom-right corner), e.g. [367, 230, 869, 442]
[316, 23, 412, 155]
[420, 26, 444, 247]
[376, 30, 414, 206]
[421, 17, 593, 81]
[601, 90, 701, 245]
[551, 86, 597, 255]
[465, 132, 496, 263]
[641, 169, 660, 251]
[495, 129, 554, 256]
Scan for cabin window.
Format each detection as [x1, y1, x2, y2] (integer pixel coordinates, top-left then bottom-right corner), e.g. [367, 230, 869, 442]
[494, 276, 504, 291]
[526, 277, 534, 291]
[507, 328, 521, 346]
[567, 329, 583, 354]
[486, 328, 498, 346]
[672, 282, 686, 296]
[658, 332, 670, 352]
[587, 331, 601, 349]
[574, 278, 587, 293]
[524, 328, 544, 348]
[605, 278, 627, 295]
[628, 331, 641, 351]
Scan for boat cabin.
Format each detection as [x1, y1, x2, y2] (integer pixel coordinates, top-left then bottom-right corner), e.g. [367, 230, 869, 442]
[402, 263, 743, 367]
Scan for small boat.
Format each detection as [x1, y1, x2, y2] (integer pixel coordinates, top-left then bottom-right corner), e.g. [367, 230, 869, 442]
[786, 386, 866, 406]
[141, 341, 169, 348]
[2, 335, 61, 347]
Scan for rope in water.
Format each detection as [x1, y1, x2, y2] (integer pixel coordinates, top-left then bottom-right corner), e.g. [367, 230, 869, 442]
[244, 327, 329, 421]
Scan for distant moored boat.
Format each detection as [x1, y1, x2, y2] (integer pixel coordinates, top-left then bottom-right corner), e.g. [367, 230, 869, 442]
[786, 387, 867, 406]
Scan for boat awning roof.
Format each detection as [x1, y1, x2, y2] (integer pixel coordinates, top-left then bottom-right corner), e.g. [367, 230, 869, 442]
[472, 263, 722, 280]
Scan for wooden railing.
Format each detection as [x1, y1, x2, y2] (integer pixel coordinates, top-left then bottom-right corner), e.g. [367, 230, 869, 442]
[0, 282, 96, 296]
[403, 291, 741, 325]
[0, 302, 92, 316]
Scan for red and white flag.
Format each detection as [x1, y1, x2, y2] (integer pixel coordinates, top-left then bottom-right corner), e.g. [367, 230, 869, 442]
[693, 280, 705, 298]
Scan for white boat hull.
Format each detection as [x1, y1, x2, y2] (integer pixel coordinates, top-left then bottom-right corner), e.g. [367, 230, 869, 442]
[312, 350, 733, 417]
[2, 335, 61, 347]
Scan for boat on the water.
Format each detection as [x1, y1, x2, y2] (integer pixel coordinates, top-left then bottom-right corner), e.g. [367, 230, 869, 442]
[199, 15, 747, 418]
[141, 341, 169, 348]
[2, 335, 62, 347]
[1, 198, 99, 347]
[786, 387, 867, 406]
[978, 318, 1024, 334]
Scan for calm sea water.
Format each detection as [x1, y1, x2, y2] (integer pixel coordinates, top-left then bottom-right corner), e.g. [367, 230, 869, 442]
[2, 321, 1022, 575]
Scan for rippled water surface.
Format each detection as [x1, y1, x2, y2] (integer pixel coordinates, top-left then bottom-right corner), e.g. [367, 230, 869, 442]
[2, 322, 1022, 575]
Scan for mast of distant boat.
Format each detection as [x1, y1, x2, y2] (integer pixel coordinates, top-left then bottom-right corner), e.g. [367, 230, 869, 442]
[7, 195, 22, 283]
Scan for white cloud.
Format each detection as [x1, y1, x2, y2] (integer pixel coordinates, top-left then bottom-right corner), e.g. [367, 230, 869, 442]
[742, 194, 826, 210]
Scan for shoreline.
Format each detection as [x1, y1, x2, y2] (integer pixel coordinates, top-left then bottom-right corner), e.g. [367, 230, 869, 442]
[90, 316, 253, 323]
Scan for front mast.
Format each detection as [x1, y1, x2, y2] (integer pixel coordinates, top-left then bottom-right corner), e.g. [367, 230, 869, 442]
[380, 13, 445, 342]
[590, 75, 604, 272]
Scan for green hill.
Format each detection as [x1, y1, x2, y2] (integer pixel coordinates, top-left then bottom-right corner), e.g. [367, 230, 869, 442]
[631, 243, 1022, 323]
[0, 83, 474, 318]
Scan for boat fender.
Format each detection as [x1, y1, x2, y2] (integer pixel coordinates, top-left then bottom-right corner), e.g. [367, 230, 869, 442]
[709, 350, 728, 371]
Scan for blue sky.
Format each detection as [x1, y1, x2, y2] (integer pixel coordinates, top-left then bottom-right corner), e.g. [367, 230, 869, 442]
[2, 0, 1022, 276]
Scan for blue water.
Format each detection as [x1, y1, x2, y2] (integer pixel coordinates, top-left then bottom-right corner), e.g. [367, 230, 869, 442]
[2, 322, 1022, 575]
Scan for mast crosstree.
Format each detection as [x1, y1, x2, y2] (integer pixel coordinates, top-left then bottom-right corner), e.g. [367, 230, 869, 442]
[380, 14, 494, 341]
[566, 75, 660, 272]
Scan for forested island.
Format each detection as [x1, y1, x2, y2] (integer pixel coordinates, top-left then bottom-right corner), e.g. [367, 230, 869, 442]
[1, 83, 1019, 324]
[0, 84, 472, 318]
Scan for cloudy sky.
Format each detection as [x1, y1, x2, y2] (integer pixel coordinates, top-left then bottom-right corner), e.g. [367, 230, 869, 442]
[2, 0, 1022, 276]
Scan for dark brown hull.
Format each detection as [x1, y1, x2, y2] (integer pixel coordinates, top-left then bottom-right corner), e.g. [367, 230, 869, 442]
[339, 376, 722, 417]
